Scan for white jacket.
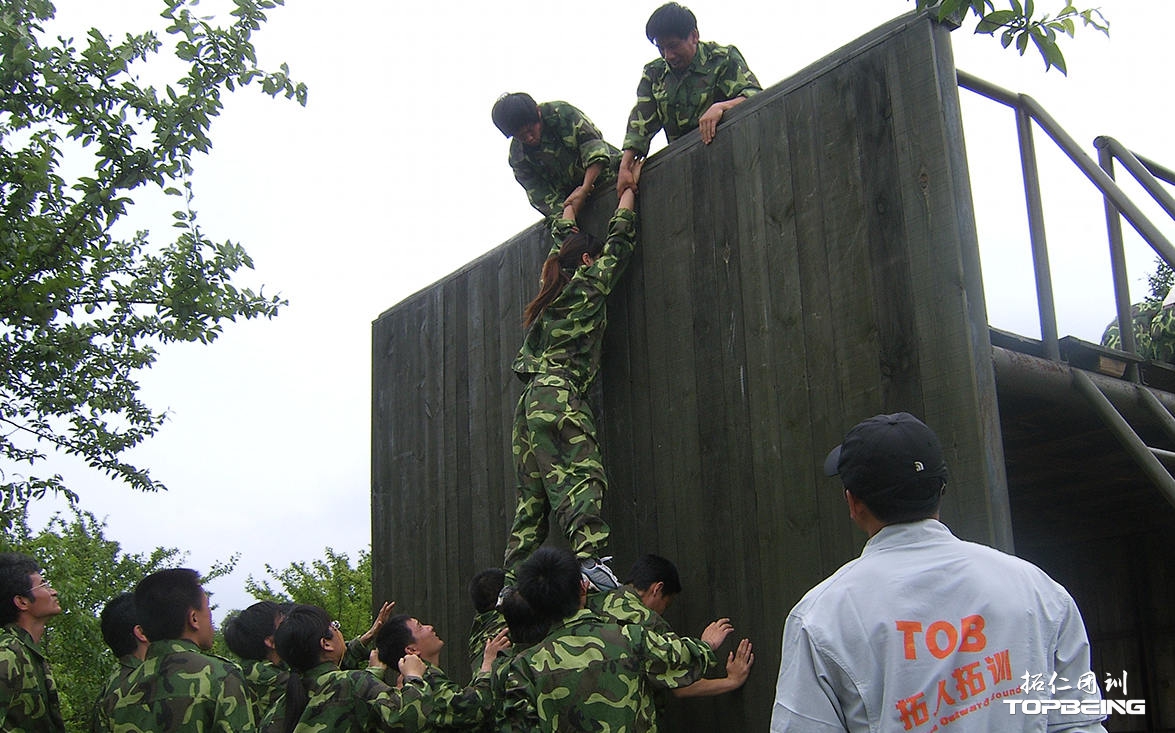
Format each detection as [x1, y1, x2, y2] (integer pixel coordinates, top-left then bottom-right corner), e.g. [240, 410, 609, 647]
[771, 519, 1107, 732]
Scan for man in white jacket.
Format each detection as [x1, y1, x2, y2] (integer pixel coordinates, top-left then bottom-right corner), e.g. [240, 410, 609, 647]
[771, 412, 1108, 733]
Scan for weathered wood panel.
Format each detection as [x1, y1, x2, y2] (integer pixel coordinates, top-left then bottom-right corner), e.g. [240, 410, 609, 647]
[372, 13, 1006, 731]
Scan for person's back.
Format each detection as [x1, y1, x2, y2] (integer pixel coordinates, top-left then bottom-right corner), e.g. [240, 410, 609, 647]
[500, 607, 715, 732]
[112, 639, 254, 732]
[499, 548, 723, 733]
[779, 518, 1098, 731]
[771, 413, 1106, 733]
[293, 662, 427, 732]
[109, 568, 254, 732]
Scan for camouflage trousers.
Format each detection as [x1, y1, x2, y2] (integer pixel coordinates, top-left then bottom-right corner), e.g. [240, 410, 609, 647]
[502, 374, 611, 579]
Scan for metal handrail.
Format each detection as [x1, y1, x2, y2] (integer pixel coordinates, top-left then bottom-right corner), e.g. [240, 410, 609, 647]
[956, 70, 1175, 363]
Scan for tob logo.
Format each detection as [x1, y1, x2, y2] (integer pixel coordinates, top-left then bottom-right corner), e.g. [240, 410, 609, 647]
[895, 616, 986, 660]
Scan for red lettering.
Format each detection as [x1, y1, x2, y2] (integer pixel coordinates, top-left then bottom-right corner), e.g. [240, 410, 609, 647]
[958, 615, 986, 652]
[926, 621, 957, 659]
[896, 620, 923, 659]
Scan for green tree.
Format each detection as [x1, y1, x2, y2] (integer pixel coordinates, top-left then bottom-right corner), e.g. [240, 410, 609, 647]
[915, 0, 1110, 73]
[1, 504, 235, 732]
[244, 547, 375, 640]
[0, 0, 307, 525]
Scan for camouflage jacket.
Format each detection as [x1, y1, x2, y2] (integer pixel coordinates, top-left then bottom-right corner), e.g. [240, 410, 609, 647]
[509, 101, 621, 217]
[622, 40, 761, 155]
[284, 662, 432, 732]
[467, 608, 507, 677]
[106, 638, 255, 732]
[495, 608, 718, 732]
[588, 587, 671, 635]
[1101, 300, 1175, 362]
[512, 208, 638, 394]
[591, 586, 723, 732]
[238, 659, 288, 727]
[0, 624, 65, 732]
[89, 655, 140, 732]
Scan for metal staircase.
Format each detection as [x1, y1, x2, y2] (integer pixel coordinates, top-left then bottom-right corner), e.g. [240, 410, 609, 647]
[957, 70, 1175, 511]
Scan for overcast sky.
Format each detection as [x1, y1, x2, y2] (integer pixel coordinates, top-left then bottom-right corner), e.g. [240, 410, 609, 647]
[26, 0, 1175, 620]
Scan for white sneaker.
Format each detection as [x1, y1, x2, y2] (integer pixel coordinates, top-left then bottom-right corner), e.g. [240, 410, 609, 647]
[580, 556, 620, 591]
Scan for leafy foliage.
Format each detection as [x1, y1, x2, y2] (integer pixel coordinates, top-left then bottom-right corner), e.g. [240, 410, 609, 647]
[915, 0, 1109, 74]
[1, 505, 235, 732]
[244, 547, 375, 640]
[0, 0, 307, 523]
[1146, 256, 1174, 304]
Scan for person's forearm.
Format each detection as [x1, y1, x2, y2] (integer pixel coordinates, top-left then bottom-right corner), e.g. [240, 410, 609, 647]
[671, 676, 743, 698]
[581, 162, 604, 192]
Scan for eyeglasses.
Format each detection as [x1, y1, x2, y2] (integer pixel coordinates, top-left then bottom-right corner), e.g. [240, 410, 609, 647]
[323, 619, 341, 638]
[25, 578, 51, 595]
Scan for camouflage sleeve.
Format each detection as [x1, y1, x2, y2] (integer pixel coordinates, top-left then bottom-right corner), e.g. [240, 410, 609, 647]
[364, 673, 434, 732]
[633, 624, 720, 691]
[0, 647, 15, 729]
[215, 667, 257, 732]
[512, 159, 561, 217]
[496, 659, 542, 733]
[423, 666, 493, 727]
[563, 104, 613, 171]
[717, 44, 762, 101]
[341, 636, 371, 671]
[467, 611, 507, 677]
[582, 208, 638, 296]
[622, 65, 662, 156]
[547, 217, 579, 258]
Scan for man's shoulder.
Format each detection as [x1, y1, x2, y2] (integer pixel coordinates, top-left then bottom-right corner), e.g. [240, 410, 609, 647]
[542, 100, 585, 117]
[641, 56, 671, 80]
[151, 644, 245, 683]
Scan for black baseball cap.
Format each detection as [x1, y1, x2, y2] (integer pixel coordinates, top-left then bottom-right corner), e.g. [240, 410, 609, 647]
[824, 413, 948, 511]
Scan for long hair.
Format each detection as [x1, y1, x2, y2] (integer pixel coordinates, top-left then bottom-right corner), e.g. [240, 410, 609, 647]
[273, 604, 334, 733]
[522, 231, 604, 329]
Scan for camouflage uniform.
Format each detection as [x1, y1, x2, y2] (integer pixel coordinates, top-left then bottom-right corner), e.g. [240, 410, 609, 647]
[0, 624, 65, 732]
[106, 638, 255, 732]
[89, 655, 140, 732]
[467, 608, 507, 677]
[502, 208, 638, 580]
[281, 662, 432, 732]
[495, 607, 718, 732]
[622, 40, 761, 156]
[421, 662, 494, 730]
[590, 587, 716, 733]
[1102, 300, 1175, 362]
[238, 659, 288, 728]
[510, 100, 621, 217]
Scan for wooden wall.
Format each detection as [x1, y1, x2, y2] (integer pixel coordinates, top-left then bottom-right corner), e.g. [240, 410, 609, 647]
[372, 13, 1007, 731]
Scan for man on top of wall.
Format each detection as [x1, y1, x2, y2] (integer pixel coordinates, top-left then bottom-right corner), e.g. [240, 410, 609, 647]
[617, 2, 761, 196]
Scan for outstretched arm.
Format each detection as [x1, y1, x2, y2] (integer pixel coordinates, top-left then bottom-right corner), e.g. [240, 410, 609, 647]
[617, 149, 642, 197]
[672, 638, 754, 698]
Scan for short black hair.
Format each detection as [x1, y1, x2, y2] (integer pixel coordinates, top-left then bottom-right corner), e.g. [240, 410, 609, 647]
[134, 568, 204, 642]
[492, 93, 540, 138]
[626, 554, 682, 595]
[469, 568, 506, 614]
[99, 592, 141, 657]
[223, 601, 282, 661]
[0, 553, 41, 625]
[517, 547, 582, 623]
[646, 2, 697, 44]
[375, 614, 415, 670]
